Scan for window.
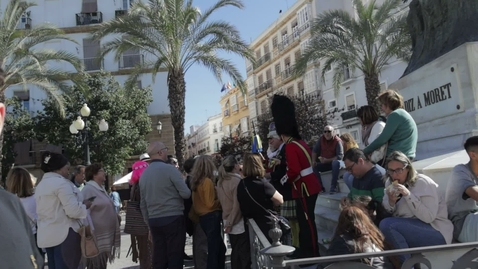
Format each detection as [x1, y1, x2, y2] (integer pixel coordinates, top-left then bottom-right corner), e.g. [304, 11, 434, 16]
[136, 80, 142, 89]
[297, 81, 304, 96]
[294, 50, 301, 62]
[121, 41, 141, 68]
[232, 94, 239, 112]
[275, 64, 281, 77]
[286, 86, 294, 96]
[82, 38, 101, 71]
[256, 50, 261, 59]
[213, 124, 217, 133]
[345, 93, 356, 110]
[328, 99, 337, 108]
[14, 90, 30, 111]
[272, 37, 278, 48]
[82, 0, 98, 13]
[240, 117, 249, 133]
[264, 43, 270, 54]
[350, 129, 360, 144]
[343, 64, 351, 80]
[219, 122, 222, 131]
[265, 69, 272, 82]
[258, 74, 264, 85]
[300, 39, 310, 55]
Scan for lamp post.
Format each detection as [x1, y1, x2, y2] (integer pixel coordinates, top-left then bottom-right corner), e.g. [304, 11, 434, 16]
[69, 104, 109, 165]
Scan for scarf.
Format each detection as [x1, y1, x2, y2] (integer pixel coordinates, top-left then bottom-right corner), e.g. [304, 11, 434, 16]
[362, 121, 379, 146]
[81, 181, 121, 268]
[267, 143, 284, 159]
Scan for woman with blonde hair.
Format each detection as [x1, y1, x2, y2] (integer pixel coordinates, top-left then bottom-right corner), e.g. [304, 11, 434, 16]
[216, 155, 251, 269]
[6, 167, 44, 261]
[237, 153, 283, 243]
[191, 155, 225, 269]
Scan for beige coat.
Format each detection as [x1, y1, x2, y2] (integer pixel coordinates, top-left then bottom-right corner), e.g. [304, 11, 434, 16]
[216, 173, 244, 234]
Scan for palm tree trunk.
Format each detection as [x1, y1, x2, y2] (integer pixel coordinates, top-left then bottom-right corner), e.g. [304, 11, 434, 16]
[0, 66, 5, 182]
[364, 72, 381, 112]
[167, 68, 186, 170]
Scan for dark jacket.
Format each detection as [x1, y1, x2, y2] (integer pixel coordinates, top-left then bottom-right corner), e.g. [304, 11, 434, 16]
[0, 190, 44, 269]
[269, 145, 293, 201]
[184, 175, 194, 236]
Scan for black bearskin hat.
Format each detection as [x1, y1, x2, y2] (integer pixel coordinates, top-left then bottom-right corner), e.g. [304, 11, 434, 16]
[270, 94, 301, 140]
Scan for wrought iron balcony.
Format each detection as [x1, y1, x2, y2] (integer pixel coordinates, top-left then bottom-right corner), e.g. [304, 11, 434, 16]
[254, 79, 273, 95]
[281, 66, 294, 80]
[115, 10, 127, 18]
[253, 52, 271, 70]
[76, 12, 103, 26]
[341, 109, 357, 121]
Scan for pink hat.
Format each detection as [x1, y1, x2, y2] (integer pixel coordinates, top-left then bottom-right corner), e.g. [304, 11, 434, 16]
[130, 161, 149, 185]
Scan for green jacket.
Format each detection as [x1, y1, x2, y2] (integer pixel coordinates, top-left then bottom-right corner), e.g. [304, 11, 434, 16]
[364, 108, 418, 159]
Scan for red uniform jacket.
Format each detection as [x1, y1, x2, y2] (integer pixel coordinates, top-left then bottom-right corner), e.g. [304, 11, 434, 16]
[285, 139, 322, 198]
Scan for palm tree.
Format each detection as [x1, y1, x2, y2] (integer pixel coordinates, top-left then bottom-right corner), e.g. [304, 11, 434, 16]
[92, 0, 254, 168]
[0, 0, 83, 176]
[295, 0, 411, 111]
[0, 0, 83, 105]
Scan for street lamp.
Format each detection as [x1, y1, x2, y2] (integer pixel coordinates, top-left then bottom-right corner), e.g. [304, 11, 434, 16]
[69, 104, 108, 165]
[156, 121, 162, 136]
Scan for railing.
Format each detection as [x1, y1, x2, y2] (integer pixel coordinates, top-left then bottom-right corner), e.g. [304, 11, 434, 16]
[254, 79, 273, 95]
[246, 64, 253, 74]
[254, 52, 271, 70]
[76, 12, 103, 26]
[281, 66, 294, 81]
[119, 54, 144, 69]
[278, 23, 310, 52]
[341, 109, 357, 121]
[115, 9, 127, 18]
[83, 58, 103, 71]
[250, 216, 478, 269]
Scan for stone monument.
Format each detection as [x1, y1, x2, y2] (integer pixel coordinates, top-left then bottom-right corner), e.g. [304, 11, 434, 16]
[390, 0, 478, 160]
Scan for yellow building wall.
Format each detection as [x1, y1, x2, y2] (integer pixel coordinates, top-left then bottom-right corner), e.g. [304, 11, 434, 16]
[220, 87, 250, 136]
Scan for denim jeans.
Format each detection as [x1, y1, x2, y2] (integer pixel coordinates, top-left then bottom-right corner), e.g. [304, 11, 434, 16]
[45, 228, 81, 269]
[314, 160, 341, 191]
[199, 211, 226, 269]
[379, 217, 446, 263]
[149, 215, 186, 269]
[343, 171, 354, 191]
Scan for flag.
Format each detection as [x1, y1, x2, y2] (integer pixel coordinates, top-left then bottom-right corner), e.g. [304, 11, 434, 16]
[221, 83, 227, 92]
[226, 81, 232, 90]
[251, 134, 262, 153]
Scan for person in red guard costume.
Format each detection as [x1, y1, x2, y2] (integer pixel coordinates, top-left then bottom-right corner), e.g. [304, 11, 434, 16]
[270, 94, 322, 258]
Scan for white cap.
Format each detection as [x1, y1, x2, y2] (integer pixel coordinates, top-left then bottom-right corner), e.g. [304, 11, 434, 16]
[139, 153, 151, 161]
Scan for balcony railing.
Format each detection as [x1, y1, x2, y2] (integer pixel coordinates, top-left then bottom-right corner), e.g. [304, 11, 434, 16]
[246, 64, 253, 74]
[17, 17, 32, 30]
[83, 57, 103, 71]
[278, 23, 310, 52]
[254, 52, 271, 70]
[281, 66, 294, 80]
[341, 109, 357, 121]
[119, 54, 144, 69]
[76, 12, 103, 26]
[115, 10, 127, 18]
[254, 79, 273, 95]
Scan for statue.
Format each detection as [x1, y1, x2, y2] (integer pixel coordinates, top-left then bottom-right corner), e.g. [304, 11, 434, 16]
[403, 0, 478, 76]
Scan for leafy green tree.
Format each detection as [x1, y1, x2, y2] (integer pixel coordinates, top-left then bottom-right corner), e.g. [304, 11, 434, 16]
[92, 0, 254, 168]
[34, 73, 152, 177]
[2, 98, 36, 181]
[0, 0, 83, 178]
[219, 135, 251, 158]
[295, 0, 411, 111]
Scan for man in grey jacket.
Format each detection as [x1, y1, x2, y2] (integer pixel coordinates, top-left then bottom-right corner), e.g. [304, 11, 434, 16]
[140, 141, 191, 269]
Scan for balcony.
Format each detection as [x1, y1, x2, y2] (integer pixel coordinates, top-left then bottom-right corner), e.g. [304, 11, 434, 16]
[17, 17, 32, 30]
[76, 12, 103, 26]
[281, 66, 294, 81]
[224, 109, 230, 117]
[278, 23, 310, 52]
[119, 54, 144, 69]
[253, 52, 271, 70]
[246, 64, 253, 74]
[254, 79, 273, 95]
[232, 104, 239, 112]
[83, 57, 103, 71]
[341, 109, 357, 121]
[115, 10, 127, 18]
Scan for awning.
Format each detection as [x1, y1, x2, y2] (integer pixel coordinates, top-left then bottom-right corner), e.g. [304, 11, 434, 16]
[113, 172, 132, 186]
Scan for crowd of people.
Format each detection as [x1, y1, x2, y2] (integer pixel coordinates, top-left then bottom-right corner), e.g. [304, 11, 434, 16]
[1, 88, 478, 269]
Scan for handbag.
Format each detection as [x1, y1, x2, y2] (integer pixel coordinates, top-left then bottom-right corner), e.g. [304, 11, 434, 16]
[77, 221, 99, 258]
[124, 184, 149, 236]
[242, 179, 291, 234]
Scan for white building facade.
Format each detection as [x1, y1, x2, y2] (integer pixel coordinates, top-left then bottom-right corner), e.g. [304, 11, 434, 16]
[246, 0, 408, 146]
[3, 0, 169, 117]
[185, 113, 224, 157]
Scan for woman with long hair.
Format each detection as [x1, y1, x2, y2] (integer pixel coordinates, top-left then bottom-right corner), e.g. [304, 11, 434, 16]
[380, 151, 453, 265]
[81, 164, 121, 268]
[327, 203, 392, 268]
[35, 152, 89, 269]
[357, 105, 387, 165]
[216, 155, 251, 269]
[236, 153, 284, 243]
[128, 160, 153, 269]
[6, 167, 45, 263]
[190, 155, 225, 269]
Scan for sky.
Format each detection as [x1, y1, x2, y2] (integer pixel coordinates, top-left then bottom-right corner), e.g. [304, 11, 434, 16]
[183, 0, 296, 132]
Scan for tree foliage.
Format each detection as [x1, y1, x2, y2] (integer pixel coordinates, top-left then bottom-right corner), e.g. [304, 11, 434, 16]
[219, 134, 251, 158]
[295, 0, 411, 110]
[257, 93, 327, 152]
[2, 98, 36, 181]
[92, 0, 255, 169]
[34, 73, 152, 177]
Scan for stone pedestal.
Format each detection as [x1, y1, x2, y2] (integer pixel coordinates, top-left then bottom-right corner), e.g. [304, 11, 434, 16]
[390, 42, 478, 160]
